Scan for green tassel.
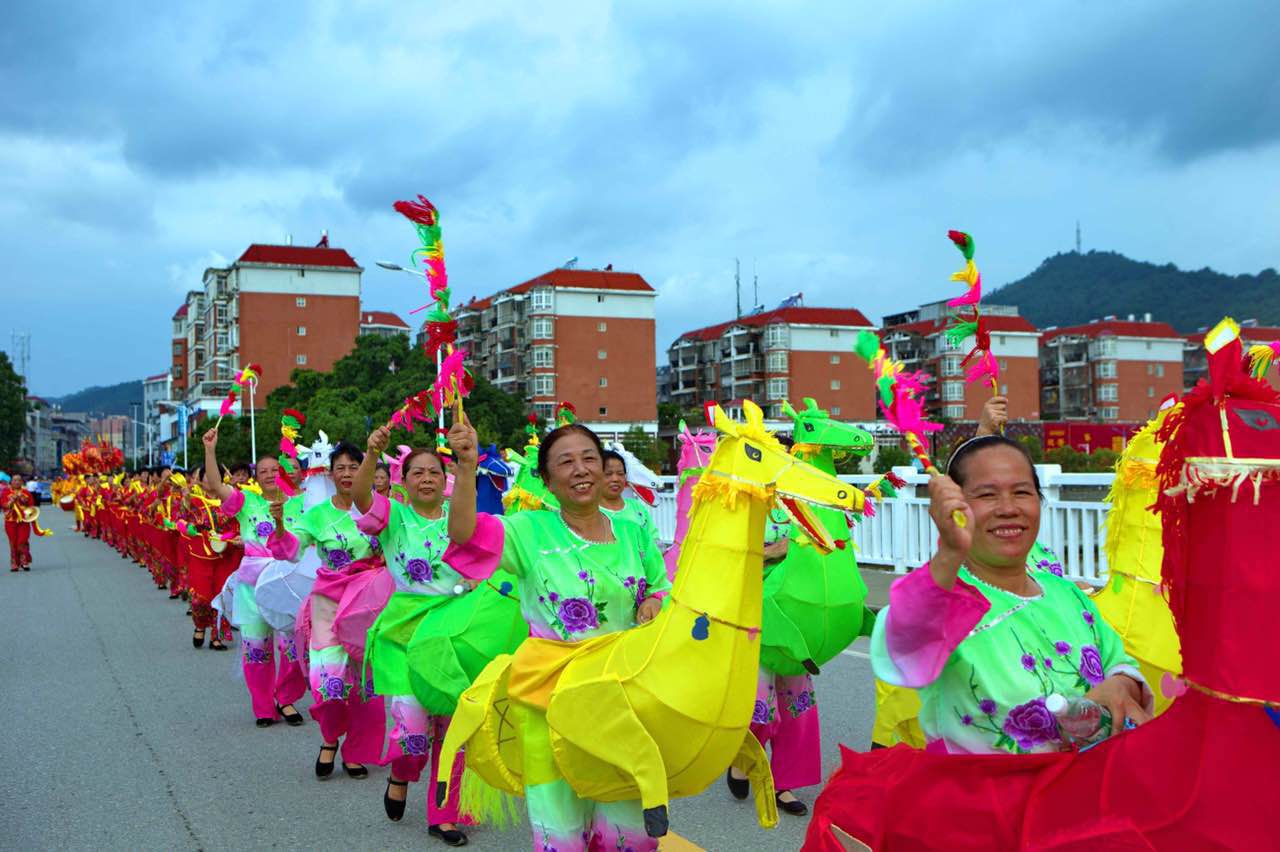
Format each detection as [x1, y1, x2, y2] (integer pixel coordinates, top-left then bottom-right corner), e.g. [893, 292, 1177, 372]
[876, 375, 895, 407]
[945, 320, 978, 347]
[853, 330, 881, 363]
[879, 480, 898, 499]
[458, 765, 521, 829]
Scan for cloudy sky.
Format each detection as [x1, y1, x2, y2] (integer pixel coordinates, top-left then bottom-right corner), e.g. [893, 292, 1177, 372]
[4, 0, 1278, 396]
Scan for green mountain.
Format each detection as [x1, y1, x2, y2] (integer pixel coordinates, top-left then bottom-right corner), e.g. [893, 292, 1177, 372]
[50, 380, 143, 415]
[989, 250, 1280, 332]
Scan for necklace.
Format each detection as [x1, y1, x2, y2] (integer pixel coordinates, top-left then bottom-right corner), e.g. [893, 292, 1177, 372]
[559, 510, 614, 544]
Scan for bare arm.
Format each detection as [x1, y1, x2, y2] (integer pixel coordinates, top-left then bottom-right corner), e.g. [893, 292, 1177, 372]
[354, 425, 391, 514]
[201, 429, 233, 500]
[446, 413, 479, 545]
[975, 395, 1008, 437]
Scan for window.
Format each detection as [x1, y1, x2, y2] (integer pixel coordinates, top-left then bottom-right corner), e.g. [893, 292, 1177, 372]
[943, 382, 964, 401]
[942, 355, 962, 377]
[531, 288, 553, 312]
[829, 329, 838, 338]
[533, 375, 555, 396]
[1095, 361, 1117, 379]
[1100, 406, 1119, 420]
[596, 295, 604, 303]
[173, 342, 182, 355]
[944, 404, 965, 419]
[532, 347, 553, 368]
[1148, 386, 1155, 398]
[297, 326, 307, 336]
[766, 351, 787, 372]
[296, 297, 307, 308]
[598, 350, 607, 360]
[1094, 338, 1116, 356]
[830, 379, 841, 390]
[767, 378, 789, 399]
[764, 324, 789, 349]
[533, 401, 555, 421]
[831, 406, 841, 416]
[174, 366, 183, 379]
[1001, 384, 1008, 395]
[829, 354, 840, 365]
[1098, 383, 1118, 401]
[215, 332, 228, 349]
[296, 354, 307, 365]
[999, 359, 1008, 371]
[598, 406, 607, 415]
[598, 322, 607, 333]
[1146, 363, 1153, 376]
[599, 377, 608, 387]
[532, 318, 553, 339]
[1155, 364, 1164, 378]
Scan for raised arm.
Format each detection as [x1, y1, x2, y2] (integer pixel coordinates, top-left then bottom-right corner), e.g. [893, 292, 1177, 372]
[446, 413, 479, 545]
[975, 395, 1008, 438]
[201, 428, 234, 500]
[353, 425, 391, 515]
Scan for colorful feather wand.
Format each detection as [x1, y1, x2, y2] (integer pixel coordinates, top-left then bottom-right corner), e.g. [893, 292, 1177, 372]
[1246, 341, 1280, 380]
[942, 230, 1000, 406]
[276, 408, 306, 497]
[391, 195, 473, 451]
[852, 330, 966, 527]
[213, 363, 262, 430]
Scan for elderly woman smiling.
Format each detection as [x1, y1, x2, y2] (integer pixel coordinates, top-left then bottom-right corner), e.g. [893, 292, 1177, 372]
[871, 435, 1153, 754]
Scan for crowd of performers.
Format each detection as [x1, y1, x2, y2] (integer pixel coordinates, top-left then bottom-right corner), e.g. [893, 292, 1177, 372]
[29, 323, 1276, 850]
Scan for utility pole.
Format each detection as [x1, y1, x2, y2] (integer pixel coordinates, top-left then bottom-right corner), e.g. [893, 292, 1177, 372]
[1075, 220, 1082, 254]
[753, 259, 758, 310]
[735, 258, 741, 319]
[9, 330, 30, 383]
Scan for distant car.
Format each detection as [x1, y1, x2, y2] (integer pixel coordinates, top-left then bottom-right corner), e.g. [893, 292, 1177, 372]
[33, 482, 52, 505]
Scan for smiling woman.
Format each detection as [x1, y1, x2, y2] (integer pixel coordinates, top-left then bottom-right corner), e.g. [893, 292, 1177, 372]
[868, 435, 1155, 756]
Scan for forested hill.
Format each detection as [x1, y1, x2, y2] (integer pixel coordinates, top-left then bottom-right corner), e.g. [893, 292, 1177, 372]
[989, 250, 1280, 331]
[49, 380, 143, 415]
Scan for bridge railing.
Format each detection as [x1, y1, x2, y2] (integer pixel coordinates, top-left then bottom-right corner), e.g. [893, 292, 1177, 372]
[649, 465, 1115, 584]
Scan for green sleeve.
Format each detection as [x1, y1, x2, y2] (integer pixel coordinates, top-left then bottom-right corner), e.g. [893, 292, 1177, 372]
[293, 505, 320, 549]
[636, 523, 671, 599]
[496, 513, 528, 578]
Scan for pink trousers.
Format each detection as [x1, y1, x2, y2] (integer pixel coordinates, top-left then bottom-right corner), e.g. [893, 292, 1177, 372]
[750, 672, 822, 791]
[385, 697, 465, 825]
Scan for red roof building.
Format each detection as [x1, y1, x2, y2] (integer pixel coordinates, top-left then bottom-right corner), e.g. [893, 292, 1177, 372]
[1040, 316, 1184, 421]
[668, 303, 879, 420]
[450, 267, 658, 430]
[360, 310, 410, 338]
[882, 302, 1042, 421]
[1184, 321, 1280, 393]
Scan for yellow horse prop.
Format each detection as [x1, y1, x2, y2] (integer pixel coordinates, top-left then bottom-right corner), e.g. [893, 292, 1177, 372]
[439, 400, 863, 837]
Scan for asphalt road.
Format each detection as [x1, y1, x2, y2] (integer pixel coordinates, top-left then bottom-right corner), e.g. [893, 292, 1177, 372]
[1, 513, 878, 851]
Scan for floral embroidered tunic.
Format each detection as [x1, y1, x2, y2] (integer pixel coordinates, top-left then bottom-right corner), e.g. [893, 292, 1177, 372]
[763, 507, 792, 547]
[453, 510, 672, 642]
[220, 489, 304, 553]
[287, 498, 380, 571]
[872, 556, 1147, 755]
[356, 492, 460, 595]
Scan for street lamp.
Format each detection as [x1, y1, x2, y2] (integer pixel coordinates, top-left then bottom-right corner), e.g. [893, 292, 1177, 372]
[375, 260, 423, 277]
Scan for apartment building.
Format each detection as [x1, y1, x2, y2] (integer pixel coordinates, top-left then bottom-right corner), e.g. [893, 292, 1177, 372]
[1184, 319, 1280, 392]
[360, 310, 411, 338]
[668, 306, 878, 420]
[174, 240, 363, 408]
[451, 267, 657, 431]
[882, 301, 1041, 420]
[1041, 317, 1184, 421]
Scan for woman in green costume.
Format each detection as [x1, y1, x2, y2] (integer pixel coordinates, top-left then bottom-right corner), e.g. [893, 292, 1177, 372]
[599, 449, 661, 552]
[355, 424, 525, 846]
[446, 417, 671, 852]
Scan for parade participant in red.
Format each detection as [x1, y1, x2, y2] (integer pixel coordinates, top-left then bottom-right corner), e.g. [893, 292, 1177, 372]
[3, 474, 42, 571]
[181, 468, 235, 650]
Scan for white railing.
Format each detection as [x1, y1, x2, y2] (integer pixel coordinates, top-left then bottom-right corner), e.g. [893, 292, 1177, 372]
[650, 465, 1115, 585]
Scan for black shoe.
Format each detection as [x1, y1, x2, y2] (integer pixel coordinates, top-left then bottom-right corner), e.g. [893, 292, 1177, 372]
[384, 778, 408, 821]
[726, 768, 749, 800]
[256, 717, 276, 728]
[209, 638, 228, 651]
[277, 704, 305, 726]
[428, 825, 468, 847]
[315, 743, 338, 778]
[192, 629, 206, 649]
[776, 791, 808, 816]
[343, 762, 369, 779]
[168, 592, 179, 599]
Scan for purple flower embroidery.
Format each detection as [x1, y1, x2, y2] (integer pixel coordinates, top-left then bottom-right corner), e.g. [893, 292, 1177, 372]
[1001, 697, 1060, 751]
[1044, 658, 1053, 668]
[577, 570, 589, 580]
[752, 699, 771, 725]
[244, 645, 270, 664]
[1037, 559, 1064, 577]
[327, 549, 352, 570]
[557, 597, 599, 634]
[1021, 653, 1037, 672]
[979, 699, 997, 716]
[405, 558, 432, 583]
[961, 714, 974, 726]
[636, 578, 648, 605]
[364, 676, 375, 700]
[547, 591, 560, 603]
[1082, 610, 1095, 626]
[1055, 641, 1072, 656]
[790, 690, 814, 716]
[254, 520, 275, 538]
[623, 576, 637, 588]
[1078, 644, 1105, 686]
[402, 733, 429, 756]
[323, 675, 347, 700]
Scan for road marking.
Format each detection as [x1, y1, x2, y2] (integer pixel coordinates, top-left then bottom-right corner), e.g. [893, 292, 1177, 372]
[840, 649, 871, 659]
[661, 832, 706, 850]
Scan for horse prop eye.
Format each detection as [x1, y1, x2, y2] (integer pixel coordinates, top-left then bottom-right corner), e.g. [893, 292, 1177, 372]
[744, 444, 763, 462]
[1237, 408, 1280, 431]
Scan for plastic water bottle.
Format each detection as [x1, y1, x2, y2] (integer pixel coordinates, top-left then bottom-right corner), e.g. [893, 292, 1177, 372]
[1046, 693, 1112, 746]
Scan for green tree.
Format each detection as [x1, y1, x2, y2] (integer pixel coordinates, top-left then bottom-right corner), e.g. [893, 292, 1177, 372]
[873, 444, 912, 475]
[657, 402, 682, 431]
[0, 353, 27, 468]
[620, 426, 669, 473]
[1017, 434, 1044, 464]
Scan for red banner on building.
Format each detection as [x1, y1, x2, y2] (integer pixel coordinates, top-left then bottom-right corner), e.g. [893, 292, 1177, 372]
[1042, 422, 1142, 453]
